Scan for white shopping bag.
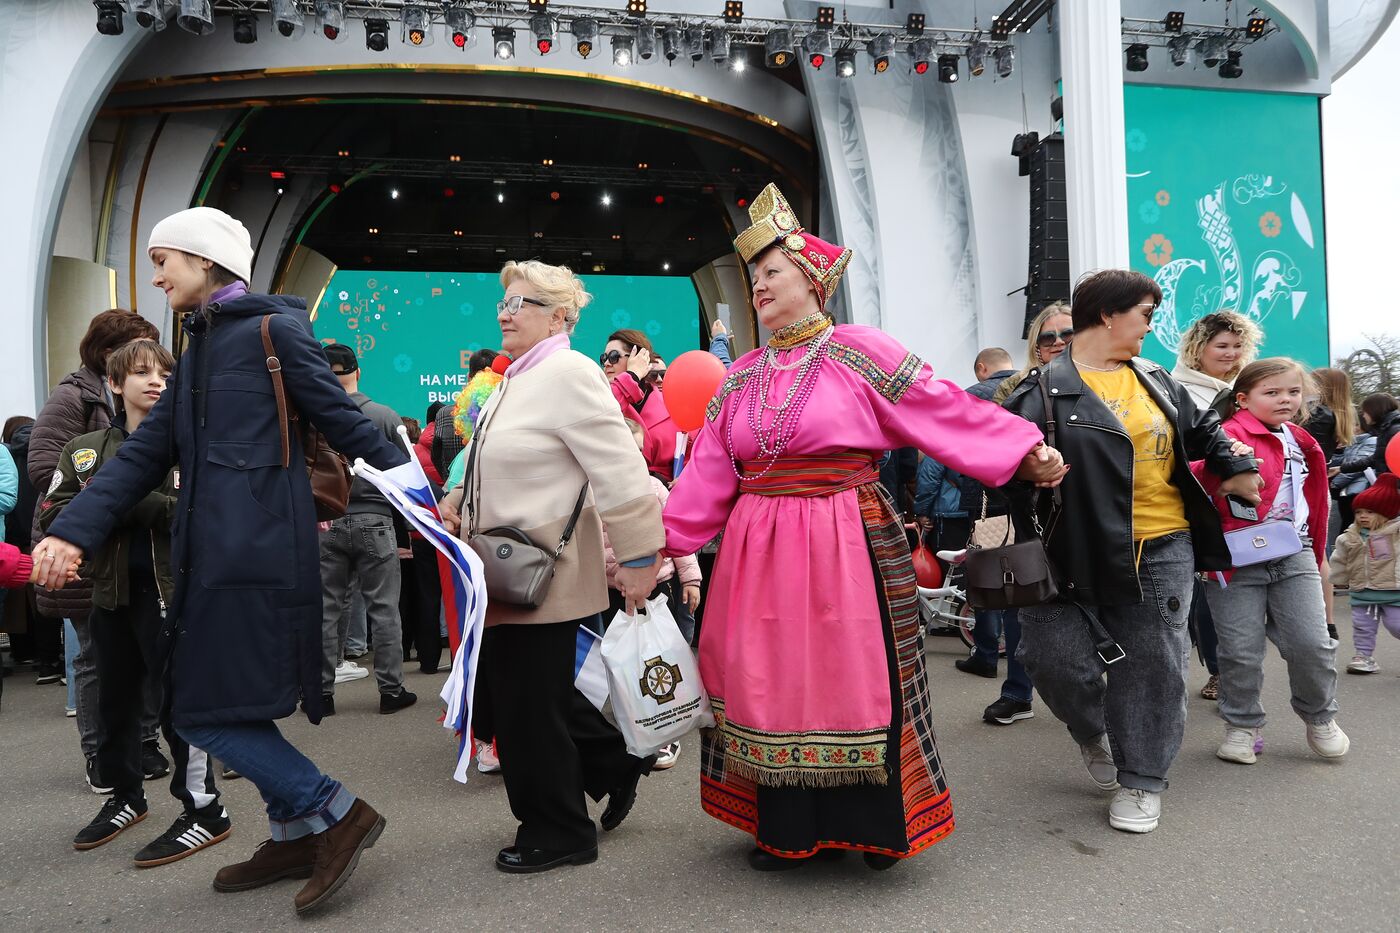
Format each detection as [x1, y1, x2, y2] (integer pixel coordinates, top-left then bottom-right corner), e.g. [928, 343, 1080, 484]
[600, 593, 715, 758]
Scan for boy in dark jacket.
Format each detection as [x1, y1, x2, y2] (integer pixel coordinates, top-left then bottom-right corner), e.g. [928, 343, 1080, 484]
[41, 338, 230, 867]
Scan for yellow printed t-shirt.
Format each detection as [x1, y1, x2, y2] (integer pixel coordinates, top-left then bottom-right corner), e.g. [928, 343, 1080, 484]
[1079, 366, 1189, 541]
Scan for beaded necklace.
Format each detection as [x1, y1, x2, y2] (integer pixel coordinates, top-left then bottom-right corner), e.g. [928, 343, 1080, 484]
[726, 313, 834, 479]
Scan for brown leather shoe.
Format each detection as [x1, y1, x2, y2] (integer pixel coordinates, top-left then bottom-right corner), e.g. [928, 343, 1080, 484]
[293, 800, 386, 915]
[212, 836, 316, 892]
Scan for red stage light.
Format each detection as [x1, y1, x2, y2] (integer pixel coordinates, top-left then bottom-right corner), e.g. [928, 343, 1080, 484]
[453, 31, 467, 48]
[443, 187, 455, 198]
[810, 53, 825, 69]
[329, 183, 342, 194]
[914, 60, 928, 75]
[654, 194, 665, 204]
[537, 38, 552, 53]
[269, 170, 286, 180]
[736, 197, 748, 208]
[550, 191, 561, 201]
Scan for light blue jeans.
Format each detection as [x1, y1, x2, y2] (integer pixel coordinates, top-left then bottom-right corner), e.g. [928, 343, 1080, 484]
[1205, 549, 1338, 730]
[64, 618, 79, 711]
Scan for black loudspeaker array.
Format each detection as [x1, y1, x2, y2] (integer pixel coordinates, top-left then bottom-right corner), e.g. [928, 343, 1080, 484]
[1023, 133, 1070, 337]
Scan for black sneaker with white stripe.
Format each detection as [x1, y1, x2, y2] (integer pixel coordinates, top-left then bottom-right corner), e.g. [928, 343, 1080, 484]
[73, 796, 148, 850]
[133, 806, 231, 868]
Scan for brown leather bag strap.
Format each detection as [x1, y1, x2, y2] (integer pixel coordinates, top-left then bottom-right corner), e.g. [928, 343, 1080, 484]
[261, 314, 292, 469]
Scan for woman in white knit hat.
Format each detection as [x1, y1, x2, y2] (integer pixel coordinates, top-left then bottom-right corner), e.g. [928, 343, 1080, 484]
[34, 206, 409, 916]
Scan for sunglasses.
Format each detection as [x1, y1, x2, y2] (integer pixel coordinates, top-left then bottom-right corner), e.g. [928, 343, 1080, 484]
[599, 348, 631, 366]
[496, 295, 549, 316]
[1036, 327, 1075, 348]
[646, 369, 667, 383]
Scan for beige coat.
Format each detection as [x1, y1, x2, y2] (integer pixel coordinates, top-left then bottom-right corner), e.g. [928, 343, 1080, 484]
[1330, 517, 1400, 592]
[465, 347, 664, 626]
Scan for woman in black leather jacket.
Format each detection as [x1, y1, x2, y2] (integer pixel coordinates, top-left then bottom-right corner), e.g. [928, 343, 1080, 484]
[1002, 270, 1260, 837]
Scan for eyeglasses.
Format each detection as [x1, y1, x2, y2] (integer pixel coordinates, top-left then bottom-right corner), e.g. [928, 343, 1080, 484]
[1036, 327, 1075, 348]
[647, 369, 667, 383]
[496, 295, 549, 316]
[599, 349, 627, 366]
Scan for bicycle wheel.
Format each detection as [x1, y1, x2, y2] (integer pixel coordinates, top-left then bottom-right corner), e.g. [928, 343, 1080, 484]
[956, 601, 1007, 656]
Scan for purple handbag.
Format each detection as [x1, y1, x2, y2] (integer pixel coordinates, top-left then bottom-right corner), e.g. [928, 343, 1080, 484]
[1224, 519, 1303, 567]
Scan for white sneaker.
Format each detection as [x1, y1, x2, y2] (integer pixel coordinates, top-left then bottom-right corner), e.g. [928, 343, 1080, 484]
[476, 740, 501, 773]
[1305, 719, 1350, 758]
[652, 742, 681, 771]
[65, 707, 77, 718]
[1079, 736, 1119, 791]
[1108, 787, 1161, 833]
[334, 660, 369, 684]
[1346, 655, 1379, 674]
[1216, 726, 1259, 764]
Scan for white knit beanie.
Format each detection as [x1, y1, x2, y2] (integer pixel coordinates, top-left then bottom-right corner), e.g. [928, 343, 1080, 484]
[148, 207, 254, 285]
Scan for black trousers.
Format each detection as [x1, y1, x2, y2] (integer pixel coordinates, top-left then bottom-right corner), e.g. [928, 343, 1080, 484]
[90, 575, 219, 813]
[398, 537, 443, 673]
[480, 617, 638, 852]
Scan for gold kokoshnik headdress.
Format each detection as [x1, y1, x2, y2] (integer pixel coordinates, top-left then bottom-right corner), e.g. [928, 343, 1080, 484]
[733, 183, 852, 309]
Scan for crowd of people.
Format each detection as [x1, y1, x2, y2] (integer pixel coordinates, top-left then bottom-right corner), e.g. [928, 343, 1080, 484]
[1, 188, 1396, 915]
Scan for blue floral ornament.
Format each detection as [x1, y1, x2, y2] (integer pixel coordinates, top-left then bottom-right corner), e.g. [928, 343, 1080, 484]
[393, 354, 414, 373]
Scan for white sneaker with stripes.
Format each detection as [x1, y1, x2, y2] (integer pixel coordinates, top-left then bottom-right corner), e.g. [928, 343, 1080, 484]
[133, 807, 232, 868]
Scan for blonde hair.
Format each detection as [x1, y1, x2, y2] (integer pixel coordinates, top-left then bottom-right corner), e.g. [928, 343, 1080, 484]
[1177, 311, 1262, 379]
[1227, 357, 1315, 421]
[993, 302, 1072, 405]
[1311, 367, 1356, 447]
[499, 260, 592, 334]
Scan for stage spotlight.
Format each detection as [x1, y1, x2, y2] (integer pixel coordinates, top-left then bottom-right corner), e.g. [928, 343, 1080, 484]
[765, 28, 794, 68]
[612, 33, 634, 66]
[661, 25, 681, 62]
[968, 39, 988, 77]
[805, 30, 832, 69]
[994, 45, 1014, 78]
[1164, 11, 1185, 33]
[316, 1, 345, 42]
[710, 27, 731, 64]
[95, 1, 124, 36]
[835, 47, 856, 78]
[445, 4, 476, 49]
[1198, 35, 1227, 67]
[364, 18, 388, 51]
[636, 25, 656, 60]
[906, 13, 925, 36]
[494, 26, 516, 60]
[627, 0, 647, 17]
[723, 1, 743, 25]
[909, 37, 932, 75]
[937, 53, 959, 83]
[573, 17, 599, 58]
[1168, 34, 1192, 66]
[528, 0, 548, 10]
[176, 0, 215, 36]
[816, 6, 834, 28]
[1125, 43, 1149, 72]
[233, 12, 257, 43]
[1247, 18, 1268, 39]
[685, 25, 706, 63]
[868, 34, 894, 74]
[270, 0, 302, 39]
[130, 0, 167, 31]
[530, 13, 556, 54]
[1219, 49, 1243, 79]
[403, 3, 433, 46]
[731, 50, 747, 73]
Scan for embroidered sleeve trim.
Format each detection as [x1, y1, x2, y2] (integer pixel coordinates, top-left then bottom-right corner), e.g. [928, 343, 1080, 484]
[828, 343, 923, 404]
[706, 365, 756, 422]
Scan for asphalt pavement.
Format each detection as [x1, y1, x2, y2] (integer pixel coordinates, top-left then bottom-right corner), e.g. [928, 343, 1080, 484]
[2, 603, 1397, 932]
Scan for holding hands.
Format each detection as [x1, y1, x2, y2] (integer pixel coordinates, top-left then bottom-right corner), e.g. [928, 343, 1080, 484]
[31, 536, 84, 589]
[1015, 443, 1070, 488]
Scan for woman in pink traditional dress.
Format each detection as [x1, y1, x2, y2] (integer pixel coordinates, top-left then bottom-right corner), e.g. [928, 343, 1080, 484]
[662, 185, 1067, 871]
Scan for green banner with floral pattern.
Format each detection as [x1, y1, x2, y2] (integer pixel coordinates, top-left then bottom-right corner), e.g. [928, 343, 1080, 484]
[1125, 85, 1329, 367]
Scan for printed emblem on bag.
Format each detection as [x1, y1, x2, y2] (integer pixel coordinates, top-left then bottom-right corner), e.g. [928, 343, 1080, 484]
[496, 543, 513, 559]
[72, 448, 97, 473]
[639, 656, 683, 704]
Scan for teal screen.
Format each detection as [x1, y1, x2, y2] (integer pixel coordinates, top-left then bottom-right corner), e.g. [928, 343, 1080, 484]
[311, 270, 702, 419]
[1124, 85, 1329, 367]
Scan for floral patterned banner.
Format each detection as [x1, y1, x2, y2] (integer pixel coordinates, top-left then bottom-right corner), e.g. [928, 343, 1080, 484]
[1125, 85, 1329, 367]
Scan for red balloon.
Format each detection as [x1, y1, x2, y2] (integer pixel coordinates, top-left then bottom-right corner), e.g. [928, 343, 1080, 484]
[1388, 433, 1400, 476]
[490, 354, 510, 375]
[912, 542, 943, 590]
[662, 350, 727, 432]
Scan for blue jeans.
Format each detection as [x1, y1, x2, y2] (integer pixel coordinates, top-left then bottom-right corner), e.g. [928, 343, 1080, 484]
[178, 721, 354, 840]
[971, 608, 1033, 703]
[64, 618, 79, 711]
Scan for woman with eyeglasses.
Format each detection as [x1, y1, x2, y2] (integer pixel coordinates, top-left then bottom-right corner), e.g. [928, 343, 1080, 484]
[992, 302, 1074, 405]
[1002, 269, 1262, 836]
[600, 329, 683, 482]
[439, 261, 664, 875]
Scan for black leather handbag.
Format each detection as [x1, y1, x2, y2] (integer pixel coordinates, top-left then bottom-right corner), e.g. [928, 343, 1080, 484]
[964, 377, 1061, 611]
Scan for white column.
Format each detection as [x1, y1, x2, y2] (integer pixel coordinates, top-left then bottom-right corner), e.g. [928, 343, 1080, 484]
[1057, 0, 1130, 281]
